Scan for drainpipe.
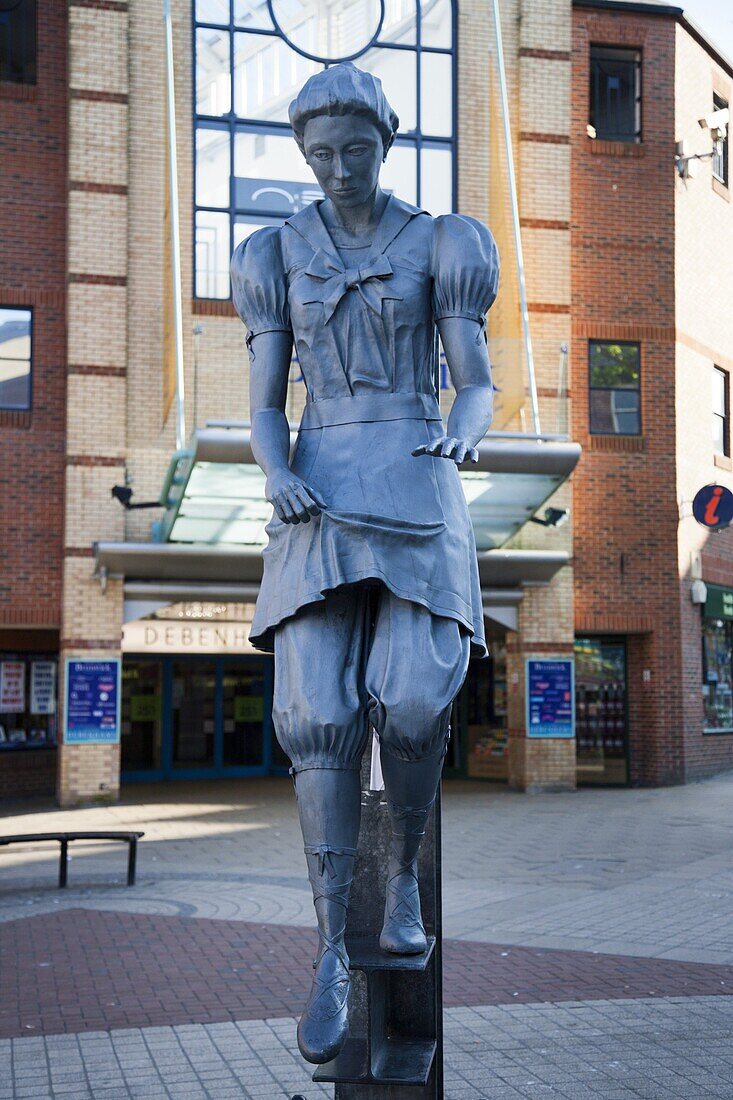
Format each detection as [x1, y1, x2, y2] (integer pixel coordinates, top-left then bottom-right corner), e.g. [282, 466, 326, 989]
[490, 0, 541, 435]
[164, 0, 187, 450]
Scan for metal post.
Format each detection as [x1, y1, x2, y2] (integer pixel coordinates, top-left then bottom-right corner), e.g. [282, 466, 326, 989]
[164, 0, 187, 451]
[59, 839, 68, 888]
[490, 0, 541, 435]
[127, 837, 138, 886]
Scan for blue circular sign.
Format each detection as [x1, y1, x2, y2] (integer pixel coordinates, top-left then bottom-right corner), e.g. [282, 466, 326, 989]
[693, 484, 733, 530]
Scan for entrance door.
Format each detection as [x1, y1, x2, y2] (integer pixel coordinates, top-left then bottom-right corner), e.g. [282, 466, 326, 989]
[171, 660, 216, 770]
[121, 655, 275, 781]
[574, 637, 629, 785]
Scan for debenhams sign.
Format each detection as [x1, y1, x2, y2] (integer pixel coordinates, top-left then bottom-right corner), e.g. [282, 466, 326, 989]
[122, 621, 257, 655]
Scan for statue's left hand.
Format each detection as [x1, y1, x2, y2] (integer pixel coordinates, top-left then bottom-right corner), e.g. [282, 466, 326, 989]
[411, 437, 479, 465]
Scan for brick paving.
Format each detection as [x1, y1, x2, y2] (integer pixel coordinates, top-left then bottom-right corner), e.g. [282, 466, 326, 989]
[4, 997, 733, 1100]
[3, 775, 733, 1096]
[1, 907, 732, 1041]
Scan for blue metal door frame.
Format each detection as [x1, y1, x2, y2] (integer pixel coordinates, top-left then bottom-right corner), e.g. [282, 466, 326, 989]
[122, 653, 278, 783]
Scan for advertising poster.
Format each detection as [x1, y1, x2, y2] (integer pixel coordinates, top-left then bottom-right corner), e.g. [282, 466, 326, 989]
[0, 661, 25, 713]
[31, 661, 56, 715]
[64, 659, 121, 744]
[526, 659, 575, 739]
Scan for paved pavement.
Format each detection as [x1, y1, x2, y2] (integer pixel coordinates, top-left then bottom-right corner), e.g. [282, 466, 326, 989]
[2, 773, 733, 1097]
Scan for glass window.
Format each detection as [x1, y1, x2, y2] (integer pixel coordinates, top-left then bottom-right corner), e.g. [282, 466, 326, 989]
[196, 127, 231, 208]
[0, 306, 32, 410]
[713, 367, 729, 456]
[0, 654, 57, 748]
[589, 341, 641, 435]
[590, 45, 641, 143]
[222, 661, 265, 765]
[703, 618, 733, 731]
[171, 661, 216, 767]
[195, 0, 456, 298]
[420, 144, 452, 214]
[0, 0, 36, 84]
[712, 93, 729, 187]
[420, 52, 452, 137]
[196, 28, 231, 116]
[196, 210, 231, 298]
[420, 0, 451, 48]
[121, 661, 162, 771]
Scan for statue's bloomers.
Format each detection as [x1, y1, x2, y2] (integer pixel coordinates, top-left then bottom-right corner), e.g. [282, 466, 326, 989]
[231, 62, 499, 1065]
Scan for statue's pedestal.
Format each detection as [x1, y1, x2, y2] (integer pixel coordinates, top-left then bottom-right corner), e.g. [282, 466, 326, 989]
[313, 740, 443, 1098]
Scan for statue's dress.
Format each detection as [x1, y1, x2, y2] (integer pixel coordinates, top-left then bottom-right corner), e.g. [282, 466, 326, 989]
[231, 195, 498, 658]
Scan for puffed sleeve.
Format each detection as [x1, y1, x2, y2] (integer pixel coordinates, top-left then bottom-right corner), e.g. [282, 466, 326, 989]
[431, 214, 499, 328]
[230, 226, 291, 345]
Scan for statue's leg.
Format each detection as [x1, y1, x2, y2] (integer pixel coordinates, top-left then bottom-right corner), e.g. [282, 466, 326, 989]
[272, 590, 370, 1063]
[366, 590, 470, 955]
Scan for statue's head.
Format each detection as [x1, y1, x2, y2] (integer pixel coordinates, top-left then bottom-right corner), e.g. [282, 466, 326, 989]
[289, 63, 399, 208]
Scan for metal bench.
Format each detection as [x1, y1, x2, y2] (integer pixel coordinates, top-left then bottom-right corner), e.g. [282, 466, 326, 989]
[0, 831, 144, 888]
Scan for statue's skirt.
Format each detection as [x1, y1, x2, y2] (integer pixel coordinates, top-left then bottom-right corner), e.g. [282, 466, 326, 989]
[248, 391, 487, 657]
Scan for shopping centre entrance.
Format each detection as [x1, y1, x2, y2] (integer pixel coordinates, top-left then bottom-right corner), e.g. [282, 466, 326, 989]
[121, 655, 289, 782]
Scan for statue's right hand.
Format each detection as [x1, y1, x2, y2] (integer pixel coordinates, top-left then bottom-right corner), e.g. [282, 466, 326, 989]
[265, 470, 326, 524]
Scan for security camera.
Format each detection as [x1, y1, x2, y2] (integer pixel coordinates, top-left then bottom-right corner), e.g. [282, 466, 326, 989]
[699, 107, 729, 140]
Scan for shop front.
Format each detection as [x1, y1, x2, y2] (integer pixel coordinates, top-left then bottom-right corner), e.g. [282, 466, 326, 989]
[120, 605, 286, 782]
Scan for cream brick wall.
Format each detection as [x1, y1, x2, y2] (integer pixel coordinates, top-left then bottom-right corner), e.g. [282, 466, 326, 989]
[69, 192, 128, 278]
[66, 377, 127, 459]
[519, 143, 571, 222]
[65, 466, 126, 548]
[69, 9, 129, 94]
[69, 102, 128, 186]
[68, 285, 128, 368]
[62, 565, 125, 643]
[520, 56, 571, 136]
[60, 2, 131, 805]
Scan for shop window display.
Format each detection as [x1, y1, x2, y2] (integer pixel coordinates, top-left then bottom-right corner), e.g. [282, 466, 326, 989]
[0, 653, 57, 748]
[702, 617, 733, 731]
[574, 637, 628, 784]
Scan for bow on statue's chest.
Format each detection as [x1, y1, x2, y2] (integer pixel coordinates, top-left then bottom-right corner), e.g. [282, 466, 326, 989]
[301, 248, 403, 323]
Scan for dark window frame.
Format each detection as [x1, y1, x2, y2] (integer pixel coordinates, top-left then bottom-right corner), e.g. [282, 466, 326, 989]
[193, 1, 459, 301]
[589, 44, 642, 144]
[588, 339, 642, 437]
[713, 365, 729, 457]
[0, 0, 37, 85]
[712, 91, 729, 187]
[0, 304, 32, 411]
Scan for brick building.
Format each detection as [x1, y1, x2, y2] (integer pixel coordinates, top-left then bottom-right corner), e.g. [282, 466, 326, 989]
[571, 0, 733, 785]
[6, 0, 732, 805]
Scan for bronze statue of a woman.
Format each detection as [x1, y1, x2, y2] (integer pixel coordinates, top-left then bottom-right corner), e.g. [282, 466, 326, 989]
[231, 62, 498, 1065]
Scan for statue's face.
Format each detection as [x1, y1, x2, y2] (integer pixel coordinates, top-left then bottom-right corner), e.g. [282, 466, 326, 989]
[302, 114, 385, 208]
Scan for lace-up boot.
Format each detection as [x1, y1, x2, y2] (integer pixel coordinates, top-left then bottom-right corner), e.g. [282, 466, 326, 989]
[297, 843, 356, 1063]
[379, 799, 431, 955]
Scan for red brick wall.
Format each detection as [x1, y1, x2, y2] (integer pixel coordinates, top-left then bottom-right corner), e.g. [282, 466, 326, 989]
[0, 0, 67, 630]
[571, 6, 685, 784]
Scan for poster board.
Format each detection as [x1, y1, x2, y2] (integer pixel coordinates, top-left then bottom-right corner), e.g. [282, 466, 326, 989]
[64, 659, 121, 744]
[526, 659, 575, 739]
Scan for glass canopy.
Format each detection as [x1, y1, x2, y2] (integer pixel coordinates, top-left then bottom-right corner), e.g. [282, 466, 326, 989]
[156, 445, 575, 552]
